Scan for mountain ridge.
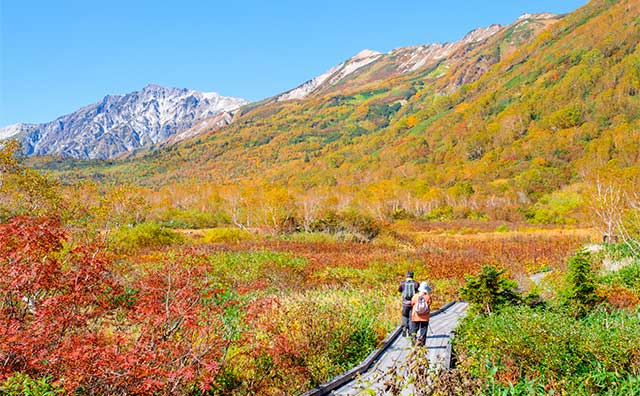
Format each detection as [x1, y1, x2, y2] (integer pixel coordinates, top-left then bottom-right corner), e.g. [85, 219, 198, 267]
[4, 12, 561, 161]
[1, 84, 247, 160]
[270, 13, 561, 105]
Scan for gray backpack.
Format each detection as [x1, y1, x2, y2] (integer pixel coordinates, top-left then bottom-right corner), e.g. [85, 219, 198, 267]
[402, 281, 415, 306]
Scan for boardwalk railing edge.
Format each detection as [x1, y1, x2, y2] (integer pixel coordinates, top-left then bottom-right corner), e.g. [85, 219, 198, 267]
[300, 300, 459, 396]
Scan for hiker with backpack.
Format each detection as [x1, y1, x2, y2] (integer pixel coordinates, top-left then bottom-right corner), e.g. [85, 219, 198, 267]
[411, 281, 432, 347]
[398, 270, 420, 337]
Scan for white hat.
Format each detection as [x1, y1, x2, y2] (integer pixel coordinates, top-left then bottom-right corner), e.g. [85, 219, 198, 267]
[418, 282, 431, 293]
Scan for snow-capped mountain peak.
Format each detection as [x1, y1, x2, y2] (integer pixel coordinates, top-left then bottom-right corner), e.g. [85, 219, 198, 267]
[1, 85, 248, 159]
[352, 49, 382, 60]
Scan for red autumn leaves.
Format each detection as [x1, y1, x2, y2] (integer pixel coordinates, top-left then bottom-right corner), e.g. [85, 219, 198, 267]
[0, 216, 230, 395]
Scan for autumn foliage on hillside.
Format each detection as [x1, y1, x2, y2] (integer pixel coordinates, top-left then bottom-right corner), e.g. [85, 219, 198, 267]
[37, 0, 640, 231]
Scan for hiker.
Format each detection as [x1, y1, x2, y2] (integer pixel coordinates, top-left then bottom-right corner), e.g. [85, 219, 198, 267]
[411, 281, 432, 347]
[398, 270, 419, 337]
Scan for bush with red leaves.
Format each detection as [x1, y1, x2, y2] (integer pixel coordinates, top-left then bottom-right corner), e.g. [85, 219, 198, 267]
[0, 217, 231, 395]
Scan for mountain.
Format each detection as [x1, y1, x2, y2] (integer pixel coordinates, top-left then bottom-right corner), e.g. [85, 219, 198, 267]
[269, 13, 560, 104]
[93, 11, 564, 181]
[0, 124, 30, 140]
[160, 111, 236, 146]
[37, 0, 640, 226]
[1, 84, 247, 159]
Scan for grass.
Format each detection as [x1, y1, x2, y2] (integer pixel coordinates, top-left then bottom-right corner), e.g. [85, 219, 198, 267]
[454, 305, 640, 395]
[201, 227, 254, 243]
[447, 241, 640, 395]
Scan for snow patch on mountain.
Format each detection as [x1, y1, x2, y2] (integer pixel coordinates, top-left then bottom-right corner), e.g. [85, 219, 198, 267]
[0, 123, 34, 140]
[518, 12, 559, 21]
[277, 49, 382, 102]
[393, 24, 503, 73]
[162, 111, 235, 145]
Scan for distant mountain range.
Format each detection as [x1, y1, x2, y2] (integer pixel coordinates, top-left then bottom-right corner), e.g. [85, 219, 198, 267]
[0, 85, 246, 159]
[2, 13, 562, 160]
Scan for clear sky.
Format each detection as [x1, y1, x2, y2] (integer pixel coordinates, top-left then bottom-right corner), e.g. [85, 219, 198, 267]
[1, 0, 587, 126]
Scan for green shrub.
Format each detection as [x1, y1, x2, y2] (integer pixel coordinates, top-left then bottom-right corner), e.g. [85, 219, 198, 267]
[495, 224, 510, 233]
[601, 261, 640, 292]
[599, 242, 640, 262]
[156, 207, 228, 229]
[391, 208, 411, 220]
[544, 104, 584, 129]
[423, 206, 454, 221]
[528, 189, 583, 225]
[202, 227, 253, 243]
[109, 222, 184, 253]
[309, 210, 380, 242]
[564, 250, 599, 317]
[1, 373, 63, 396]
[460, 266, 521, 315]
[621, 209, 640, 240]
[339, 210, 381, 242]
[454, 306, 640, 395]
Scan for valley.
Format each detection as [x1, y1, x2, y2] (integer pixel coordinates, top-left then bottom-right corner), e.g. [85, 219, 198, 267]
[1, 0, 640, 395]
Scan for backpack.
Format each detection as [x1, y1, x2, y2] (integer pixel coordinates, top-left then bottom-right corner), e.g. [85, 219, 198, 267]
[415, 295, 430, 315]
[402, 281, 415, 305]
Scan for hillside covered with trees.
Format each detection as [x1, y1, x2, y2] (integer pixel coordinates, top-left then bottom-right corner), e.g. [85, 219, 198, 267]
[33, 0, 640, 229]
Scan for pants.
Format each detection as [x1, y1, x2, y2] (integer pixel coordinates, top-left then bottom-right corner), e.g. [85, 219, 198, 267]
[414, 321, 429, 346]
[401, 305, 413, 334]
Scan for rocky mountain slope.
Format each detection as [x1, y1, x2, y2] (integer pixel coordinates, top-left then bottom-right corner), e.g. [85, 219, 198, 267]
[269, 13, 561, 104]
[275, 49, 384, 102]
[1, 84, 246, 159]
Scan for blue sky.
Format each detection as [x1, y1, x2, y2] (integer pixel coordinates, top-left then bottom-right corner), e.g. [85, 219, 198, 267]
[1, 0, 587, 126]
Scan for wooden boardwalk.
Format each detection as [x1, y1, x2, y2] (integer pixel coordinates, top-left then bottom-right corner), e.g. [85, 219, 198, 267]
[328, 302, 469, 395]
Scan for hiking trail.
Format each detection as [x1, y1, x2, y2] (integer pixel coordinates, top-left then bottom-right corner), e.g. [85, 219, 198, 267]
[303, 301, 469, 396]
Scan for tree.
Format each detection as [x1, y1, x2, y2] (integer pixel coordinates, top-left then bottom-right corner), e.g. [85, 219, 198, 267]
[622, 191, 640, 255]
[298, 190, 323, 232]
[564, 250, 599, 317]
[95, 185, 149, 228]
[460, 266, 521, 315]
[0, 140, 61, 221]
[0, 216, 121, 392]
[592, 178, 625, 243]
